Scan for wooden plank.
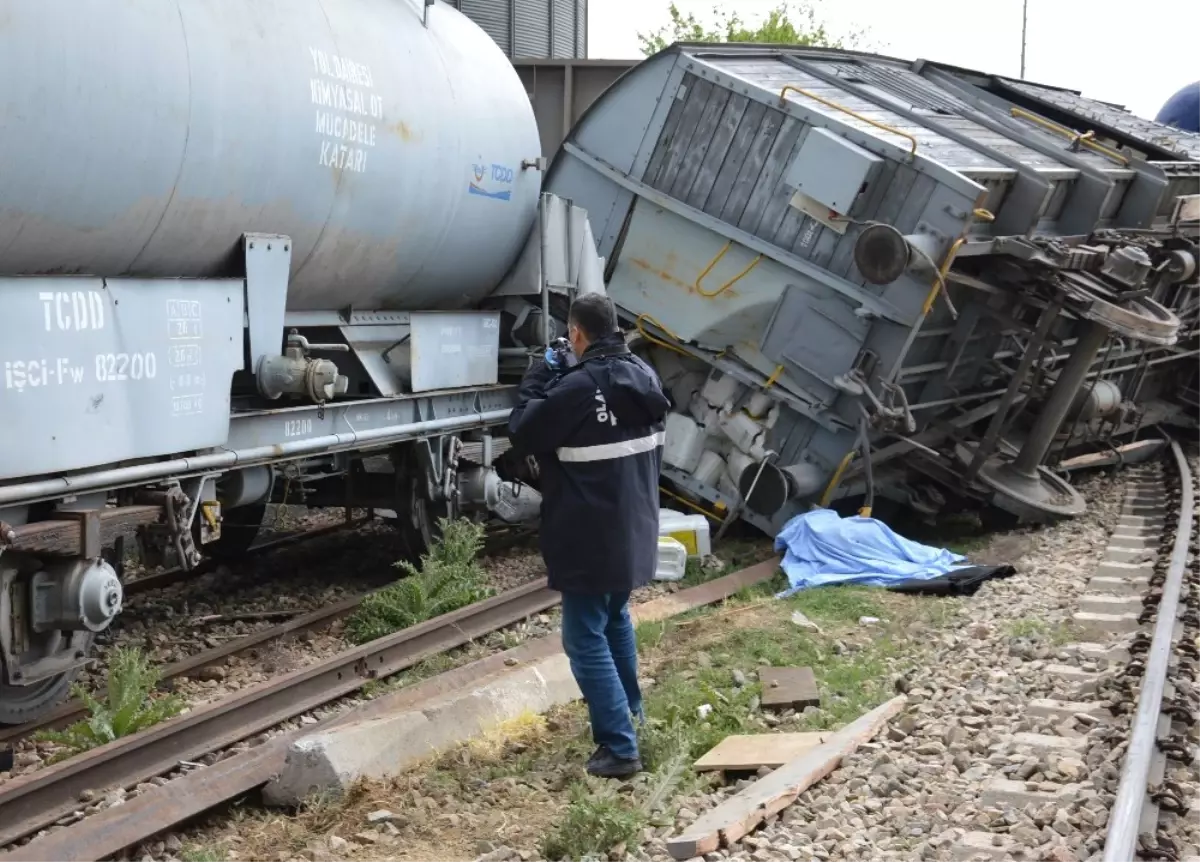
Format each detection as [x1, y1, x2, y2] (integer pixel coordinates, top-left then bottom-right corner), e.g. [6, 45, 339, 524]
[669, 88, 731, 202]
[666, 696, 907, 860]
[1058, 439, 1165, 471]
[694, 732, 828, 772]
[642, 77, 693, 187]
[6, 505, 162, 556]
[632, 557, 781, 624]
[655, 78, 717, 193]
[719, 111, 789, 228]
[759, 666, 820, 711]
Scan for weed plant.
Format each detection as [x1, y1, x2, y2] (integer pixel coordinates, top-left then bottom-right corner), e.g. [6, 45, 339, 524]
[346, 517, 492, 644]
[33, 646, 184, 760]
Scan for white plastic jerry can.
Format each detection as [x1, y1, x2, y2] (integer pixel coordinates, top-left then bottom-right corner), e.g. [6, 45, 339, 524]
[657, 508, 713, 558]
[654, 536, 689, 581]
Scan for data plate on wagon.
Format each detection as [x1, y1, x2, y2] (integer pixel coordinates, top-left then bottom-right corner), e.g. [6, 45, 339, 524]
[0, 277, 244, 481]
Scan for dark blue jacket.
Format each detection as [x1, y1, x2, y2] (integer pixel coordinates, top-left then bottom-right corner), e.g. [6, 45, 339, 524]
[1156, 82, 1200, 133]
[507, 333, 670, 595]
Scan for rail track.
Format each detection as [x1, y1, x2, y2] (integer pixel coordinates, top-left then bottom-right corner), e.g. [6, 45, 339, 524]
[0, 447, 1193, 861]
[1, 516, 538, 743]
[947, 439, 1198, 862]
[0, 558, 783, 862]
[120, 514, 372, 597]
[0, 579, 561, 851]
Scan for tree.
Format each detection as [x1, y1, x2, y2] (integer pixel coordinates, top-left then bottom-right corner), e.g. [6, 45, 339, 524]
[637, 2, 869, 56]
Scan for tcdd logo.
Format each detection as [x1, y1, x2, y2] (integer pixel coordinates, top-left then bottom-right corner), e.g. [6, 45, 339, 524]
[468, 161, 515, 201]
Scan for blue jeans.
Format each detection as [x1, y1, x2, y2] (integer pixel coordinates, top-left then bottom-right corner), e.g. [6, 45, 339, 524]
[560, 591, 643, 760]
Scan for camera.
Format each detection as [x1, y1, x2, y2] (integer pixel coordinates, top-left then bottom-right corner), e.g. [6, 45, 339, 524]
[544, 336, 574, 370]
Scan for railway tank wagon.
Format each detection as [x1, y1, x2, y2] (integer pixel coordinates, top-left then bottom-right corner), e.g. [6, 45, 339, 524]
[544, 44, 1200, 536]
[0, 0, 608, 724]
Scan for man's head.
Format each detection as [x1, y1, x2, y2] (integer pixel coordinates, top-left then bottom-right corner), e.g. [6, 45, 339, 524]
[566, 293, 618, 357]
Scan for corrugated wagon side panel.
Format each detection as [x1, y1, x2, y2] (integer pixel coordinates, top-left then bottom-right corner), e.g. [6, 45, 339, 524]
[667, 88, 732, 202]
[700, 100, 767, 217]
[643, 75, 713, 189]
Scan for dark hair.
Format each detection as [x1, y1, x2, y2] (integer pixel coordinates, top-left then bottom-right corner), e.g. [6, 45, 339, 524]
[567, 293, 618, 343]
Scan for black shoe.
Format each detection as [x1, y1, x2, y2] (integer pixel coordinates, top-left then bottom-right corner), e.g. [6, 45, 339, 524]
[586, 745, 642, 779]
[586, 745, 606, 769]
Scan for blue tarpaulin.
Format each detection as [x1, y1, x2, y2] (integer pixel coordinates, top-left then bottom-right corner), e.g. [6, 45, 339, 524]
[774, 508, 968, 595]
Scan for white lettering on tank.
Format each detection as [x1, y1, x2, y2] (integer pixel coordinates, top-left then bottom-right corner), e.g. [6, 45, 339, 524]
[307, 46, 381, 177]
[38, 290, 106, 332]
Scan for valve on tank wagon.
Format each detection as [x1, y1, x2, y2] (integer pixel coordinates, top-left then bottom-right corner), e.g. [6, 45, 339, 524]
[256, 331, 350, 405]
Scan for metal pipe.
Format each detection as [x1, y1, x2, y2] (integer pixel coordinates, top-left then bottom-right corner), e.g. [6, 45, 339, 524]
[539, 193, 553, 347]
[1011, 320, 1109, 476]
[0, 409, 512, 506]
[1102, 438, 1193, 862]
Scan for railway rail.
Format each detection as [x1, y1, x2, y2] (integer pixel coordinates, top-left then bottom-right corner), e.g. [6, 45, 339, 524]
[0, 450, 1193, 860]
[0, 516, 538, 742]
[1101, 440, 1196, 862]
[0, 559, 783, 862]
[0, 579, 560, 850]
[944, 439, 1198, 861]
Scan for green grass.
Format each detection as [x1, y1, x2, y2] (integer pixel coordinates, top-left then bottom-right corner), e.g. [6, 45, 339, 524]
[1007, 617, 1073, 644]
[382, 551, 946, 861]
[538, 593, 913, 858]
[944, 535, 992, 556]
[788, 584, 885, 624]
[179, 847, 224, 862]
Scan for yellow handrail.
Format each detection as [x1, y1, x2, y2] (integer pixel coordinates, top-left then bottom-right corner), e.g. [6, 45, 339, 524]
[1009, 107, 1130, 166]
[694, 241, 763, 298]
[972, 208, 996, 222]
[635, 312, 691, 358]
[659, 484, 726, 521]
[635, 315, 786, 396]
[922, 236, 965, 316]
[780, 85, 919, 157]
[818, 449, 857, 507]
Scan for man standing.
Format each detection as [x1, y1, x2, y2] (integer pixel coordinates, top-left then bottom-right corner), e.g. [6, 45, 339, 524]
[508, 293, 670, 778]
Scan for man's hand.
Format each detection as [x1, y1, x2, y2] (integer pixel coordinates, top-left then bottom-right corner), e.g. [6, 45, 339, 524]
[544, 337, 573, 371]
[518, 355, 557, 402]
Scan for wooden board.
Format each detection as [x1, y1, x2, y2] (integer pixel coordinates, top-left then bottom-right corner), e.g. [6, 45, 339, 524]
[1058, 438, 1165, 471]
[759, 666, 819, 711]
[693, 732, 828, 772]
[666, 696, 907, 861]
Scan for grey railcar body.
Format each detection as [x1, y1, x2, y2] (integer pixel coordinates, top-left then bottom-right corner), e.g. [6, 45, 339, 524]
[544, 44, 1198, 536]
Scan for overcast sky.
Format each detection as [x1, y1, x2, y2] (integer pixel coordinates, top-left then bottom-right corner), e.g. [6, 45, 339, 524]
[587, 0, 1198, 122]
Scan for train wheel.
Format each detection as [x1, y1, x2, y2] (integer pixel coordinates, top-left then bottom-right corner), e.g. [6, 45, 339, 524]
[0, 629, 94, 726]
[392, 447, 443, 561]
[0, 663, 79, 726]
[199, 503, 268, 561]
